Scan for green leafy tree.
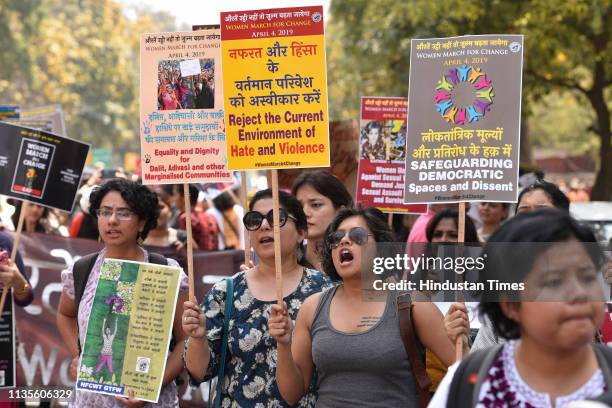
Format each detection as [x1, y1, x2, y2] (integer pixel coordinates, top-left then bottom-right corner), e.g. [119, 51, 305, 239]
[327, 0, 612, 199]
[0, 0, 178, 162]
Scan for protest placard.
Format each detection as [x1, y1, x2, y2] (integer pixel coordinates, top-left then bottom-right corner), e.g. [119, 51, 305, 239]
[76, 259, 181, 403]
[357, 97, 426, 214]
[179, 59, 202, 77]
[2, 119, 54, 133]
[123, 152, 140, 173]
[404, 35, 524, 204]
[139, 29, 231, 184]
[221, 6, 330, 171]
[0, 122, 88, 312]
[0, 106, 19, 120]
[0, 122, 89, 212]
[221, 6, 330, 303]
[92, 148, 113, 168]
[19, 104, 67, 136]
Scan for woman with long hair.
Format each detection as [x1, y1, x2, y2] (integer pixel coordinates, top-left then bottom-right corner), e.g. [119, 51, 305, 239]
[292, 171, 353, 271]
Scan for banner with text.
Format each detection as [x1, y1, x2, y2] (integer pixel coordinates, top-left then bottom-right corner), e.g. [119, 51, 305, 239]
[140, 30, 232, 184]
[357, 97, 427, 214]
[76, 259, 180, 403]
[0, 122, 89, 212]
[221, 6, 330, 170]
[404, 35, 523, 203]
[0, 295, 15, 389]
[0, 106, 19, 120]
[19, 105, 67, 136]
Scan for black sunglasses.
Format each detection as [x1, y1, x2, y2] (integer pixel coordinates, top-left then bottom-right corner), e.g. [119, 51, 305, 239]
[328, 227, 373, 249]
[243, 208, 297, 231]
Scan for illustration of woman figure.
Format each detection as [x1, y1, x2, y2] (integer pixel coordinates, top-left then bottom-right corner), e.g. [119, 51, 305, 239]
[95, 317, 117, 374]
[361, 121, 386, 160]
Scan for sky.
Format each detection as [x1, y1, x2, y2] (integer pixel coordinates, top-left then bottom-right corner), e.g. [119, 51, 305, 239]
[119, 0, 331, 27]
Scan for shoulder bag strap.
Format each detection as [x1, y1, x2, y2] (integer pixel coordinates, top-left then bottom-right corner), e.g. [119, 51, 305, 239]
[214, 277, 234, 408]
[397, 292, 431, 408]
[148, 252, 168, 265]
[593, 343, 612, 388]
[446, 344, 504, 408]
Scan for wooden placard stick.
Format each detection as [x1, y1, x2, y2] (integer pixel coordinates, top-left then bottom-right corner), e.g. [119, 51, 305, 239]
[240, 171, 251, 267]
[455, 201, 466, 362]
[270, 170, 283, 305]
[0, 201, 27, 317]
[387, 213, 394, 228]
[183, 184, 195, 303]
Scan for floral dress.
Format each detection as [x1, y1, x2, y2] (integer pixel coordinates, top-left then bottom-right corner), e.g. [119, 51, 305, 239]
[61, 247, 189, 407]
[185, 268, 332, 408]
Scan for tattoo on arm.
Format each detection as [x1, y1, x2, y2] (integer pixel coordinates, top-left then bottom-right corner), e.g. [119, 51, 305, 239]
[356, 316, 379, 328]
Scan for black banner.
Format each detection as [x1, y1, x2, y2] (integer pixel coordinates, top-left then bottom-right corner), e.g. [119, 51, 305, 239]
[0, 293, 15, 389]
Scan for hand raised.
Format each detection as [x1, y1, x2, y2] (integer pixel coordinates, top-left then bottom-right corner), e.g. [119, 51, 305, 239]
[268, 301, 293, 346]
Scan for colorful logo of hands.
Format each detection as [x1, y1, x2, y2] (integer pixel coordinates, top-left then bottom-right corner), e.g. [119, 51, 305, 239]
[434, 65, 494, 125]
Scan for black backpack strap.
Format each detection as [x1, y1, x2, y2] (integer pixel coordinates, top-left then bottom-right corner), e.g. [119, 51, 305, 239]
[446, 344, 503, 408]
[73, 253, 100, 312]
[148, 252, 168, 266]
[593, 343, 612, 387]
[72, 252, 100, 354]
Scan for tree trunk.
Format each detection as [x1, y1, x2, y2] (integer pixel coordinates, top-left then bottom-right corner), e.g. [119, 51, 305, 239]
[520, 110, 532, 165]
[591, 133, 612, 201]
[588, 87, 612, 201]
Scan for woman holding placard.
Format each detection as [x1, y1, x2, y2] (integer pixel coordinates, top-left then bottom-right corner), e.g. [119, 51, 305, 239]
[268, 206, 455, 407]
[56, 179, 189, 407]
[292, 171, 353, 272]
[182, 189, 330, 407]
[0, 230, 33, 306]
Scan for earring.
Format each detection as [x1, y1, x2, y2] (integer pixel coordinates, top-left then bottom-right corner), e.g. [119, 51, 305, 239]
[137, 232, 144, 245]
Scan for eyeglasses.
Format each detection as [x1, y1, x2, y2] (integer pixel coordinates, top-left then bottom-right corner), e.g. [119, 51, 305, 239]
[243, 209, 296, 231]
[328, 227, 373, 249]
[95, 208, 134, 221]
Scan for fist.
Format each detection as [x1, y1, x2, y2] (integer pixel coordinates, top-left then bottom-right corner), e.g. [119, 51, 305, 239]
[240, 260, 256, 272]
[444, 302, 470, 344]
[268, 302, 293, 346]
[69, 356, 79, 381]
[0, 250, 9, 265]
[182, 301, 206, 339]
